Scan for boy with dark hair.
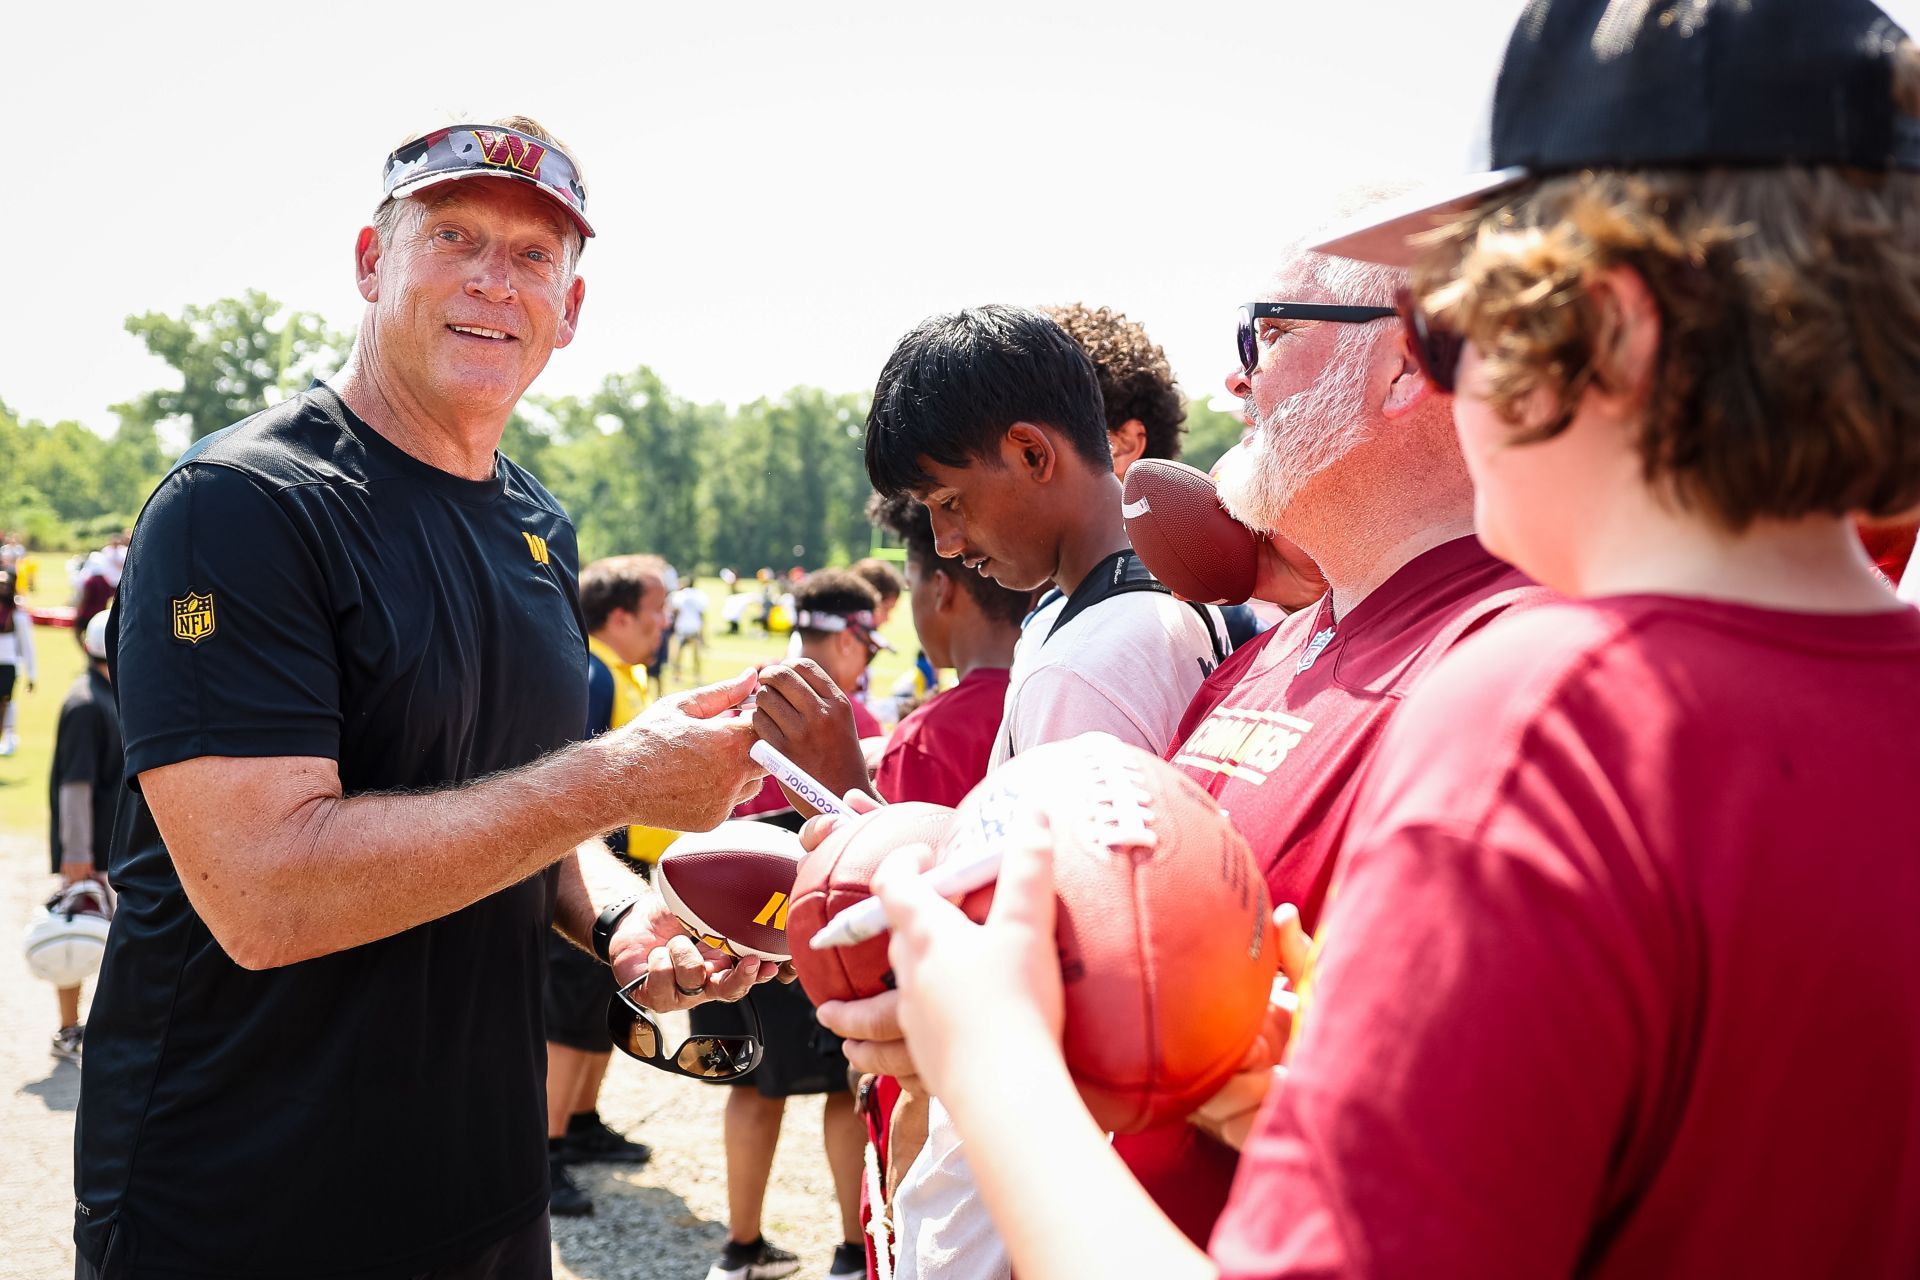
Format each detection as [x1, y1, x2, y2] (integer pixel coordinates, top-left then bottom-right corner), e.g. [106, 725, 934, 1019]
[864, 304, 1225, 771]
[544, 554, 669, 1217]
[854, 303, 1226, 1280]
[1042, 302, 1185, 479]
[865, 493, 1025, 807]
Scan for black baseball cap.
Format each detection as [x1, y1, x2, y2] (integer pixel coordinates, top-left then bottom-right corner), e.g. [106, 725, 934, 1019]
[1319, 0, 1920, 264]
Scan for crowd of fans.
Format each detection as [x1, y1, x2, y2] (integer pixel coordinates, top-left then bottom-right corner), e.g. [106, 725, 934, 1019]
[29, 7, 1920, 1277]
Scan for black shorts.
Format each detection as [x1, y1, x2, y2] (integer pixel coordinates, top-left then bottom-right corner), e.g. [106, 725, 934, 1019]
[0, 663, 15, 701]
[76, 1209, 551, 1280]
[544, 932, 615, 1054]
[690, 977, 849, 1098]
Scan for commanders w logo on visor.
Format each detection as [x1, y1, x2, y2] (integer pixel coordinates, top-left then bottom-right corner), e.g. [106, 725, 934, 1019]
[381, 124, 594, 239]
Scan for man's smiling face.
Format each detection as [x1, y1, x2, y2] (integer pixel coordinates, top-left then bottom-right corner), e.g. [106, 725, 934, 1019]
[363, 177, 585, 421]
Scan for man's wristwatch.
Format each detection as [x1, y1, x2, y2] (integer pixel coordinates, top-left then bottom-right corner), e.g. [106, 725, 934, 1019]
[592, 893, 644, 964]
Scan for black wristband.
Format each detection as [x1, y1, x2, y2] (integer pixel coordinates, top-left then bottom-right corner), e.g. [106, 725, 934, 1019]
[592, 893, 644, 964]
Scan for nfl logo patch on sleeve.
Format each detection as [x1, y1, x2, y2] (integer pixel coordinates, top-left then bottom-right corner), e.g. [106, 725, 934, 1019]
[171, 592, 217, 644]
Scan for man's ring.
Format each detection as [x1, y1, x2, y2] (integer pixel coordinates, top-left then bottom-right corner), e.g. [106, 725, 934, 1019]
[674, 979, 705, 998]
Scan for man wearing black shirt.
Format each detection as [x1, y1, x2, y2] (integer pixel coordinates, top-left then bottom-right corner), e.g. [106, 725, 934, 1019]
[75, 117, 768, 1279]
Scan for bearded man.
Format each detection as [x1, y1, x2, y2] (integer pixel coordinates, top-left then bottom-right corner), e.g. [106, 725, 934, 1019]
[1109, 217, 1548, 1244]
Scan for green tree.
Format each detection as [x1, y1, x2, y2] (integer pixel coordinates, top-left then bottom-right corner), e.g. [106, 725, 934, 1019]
[1181, 398, 1249, 474]
[116, 291, 351, 440]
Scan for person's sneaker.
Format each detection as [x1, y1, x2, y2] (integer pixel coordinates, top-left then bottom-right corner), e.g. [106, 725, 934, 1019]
[562, 1112, 653, 1165]
[704, 1237, 800, 1280]
[548, 1156, 594, 1217]
[824, 1242, 865, 1278]
[51, 1025, 83, 1065]
[0, 732, 16, 757]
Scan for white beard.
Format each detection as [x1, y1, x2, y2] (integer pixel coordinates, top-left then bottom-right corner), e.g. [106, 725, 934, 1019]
[1217, 344, 1371, 534]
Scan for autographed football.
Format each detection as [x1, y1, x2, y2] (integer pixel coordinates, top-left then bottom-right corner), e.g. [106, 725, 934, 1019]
[654, 821, 805, 962]
[787, 802, 978, 1005]
[1122, 458, 1259, 606]
[942, 733, 1278, 1134]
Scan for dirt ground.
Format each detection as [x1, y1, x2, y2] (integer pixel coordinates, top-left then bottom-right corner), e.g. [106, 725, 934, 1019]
[0, 834, 848, 1280]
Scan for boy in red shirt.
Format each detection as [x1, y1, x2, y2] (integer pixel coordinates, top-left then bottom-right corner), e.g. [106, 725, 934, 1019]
[864, 1, 1920, 1277]
[867, 493, 1027, 809]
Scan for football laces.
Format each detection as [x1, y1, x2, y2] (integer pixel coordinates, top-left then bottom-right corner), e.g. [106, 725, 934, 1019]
[1083, 752, 1157, 854]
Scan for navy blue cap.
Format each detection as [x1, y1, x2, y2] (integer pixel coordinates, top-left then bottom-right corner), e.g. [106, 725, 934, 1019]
[1319, 0, 1920, 263]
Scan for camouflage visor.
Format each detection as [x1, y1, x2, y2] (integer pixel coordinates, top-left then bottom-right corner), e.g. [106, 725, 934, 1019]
[381, 124, 593, 238]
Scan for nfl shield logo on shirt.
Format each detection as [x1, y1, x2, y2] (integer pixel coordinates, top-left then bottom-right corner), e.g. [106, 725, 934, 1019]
[171, 592, 217, 644]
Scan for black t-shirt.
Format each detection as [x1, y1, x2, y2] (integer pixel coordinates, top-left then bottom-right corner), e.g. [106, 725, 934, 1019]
[48, 668, 122, 873]
[76, 385, 588, 1277]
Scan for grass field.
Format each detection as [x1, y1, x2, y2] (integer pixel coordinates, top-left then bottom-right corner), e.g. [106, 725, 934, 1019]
[0, 570, 924, 845]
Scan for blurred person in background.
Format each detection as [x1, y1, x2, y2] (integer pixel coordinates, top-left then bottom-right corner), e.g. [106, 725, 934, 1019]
[45, 609, 120, 1062]
[670, 578, 710, 683]
[694, 567, 889, 1280]
[850, 559, 904, 628]
[543, 554, 672, 1218]
[0, 567, 36, 756]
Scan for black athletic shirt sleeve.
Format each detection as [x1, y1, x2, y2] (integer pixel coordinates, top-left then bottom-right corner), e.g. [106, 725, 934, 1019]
[115, 463, 341, 777]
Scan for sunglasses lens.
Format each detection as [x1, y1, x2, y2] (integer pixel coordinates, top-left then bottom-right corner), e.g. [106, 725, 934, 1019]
[1237, 307, 1256, 375]
[1396, 290, 1463, 393]
[607, 995, 662, 1061]
[675, 1035, 762, 1079]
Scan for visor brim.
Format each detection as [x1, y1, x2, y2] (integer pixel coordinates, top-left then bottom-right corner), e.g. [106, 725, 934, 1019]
[1311, 165, 1530, 265]
[389, 169, 595, 239]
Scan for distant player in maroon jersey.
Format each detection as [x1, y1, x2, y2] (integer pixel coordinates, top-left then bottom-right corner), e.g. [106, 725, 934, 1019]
[860, 2, 1920, 1277]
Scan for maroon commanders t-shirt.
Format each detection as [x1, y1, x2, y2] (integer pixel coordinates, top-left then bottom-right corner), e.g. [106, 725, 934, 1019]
[1116, 538, 1541, 1244]
[1214, 596, 1920, 1278]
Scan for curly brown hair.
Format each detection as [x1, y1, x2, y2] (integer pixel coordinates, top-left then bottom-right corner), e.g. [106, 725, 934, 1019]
[1043, 304, 1186, 463]
[1416, 164, 1920, 530]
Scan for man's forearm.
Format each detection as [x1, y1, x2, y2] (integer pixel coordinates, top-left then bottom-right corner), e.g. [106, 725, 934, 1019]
[553, 840, 650, 951]
[153, 730, 666, 969]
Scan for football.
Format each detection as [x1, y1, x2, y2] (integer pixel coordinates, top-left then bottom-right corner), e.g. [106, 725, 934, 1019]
[942, 733, 1278, 1134]
[655, 821, 805, 962]
[1122, 458, 1259, 606]
[787, 802, 979, 1005]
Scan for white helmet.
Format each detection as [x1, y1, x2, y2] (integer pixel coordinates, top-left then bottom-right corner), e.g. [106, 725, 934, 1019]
[24, 881, 113, 986]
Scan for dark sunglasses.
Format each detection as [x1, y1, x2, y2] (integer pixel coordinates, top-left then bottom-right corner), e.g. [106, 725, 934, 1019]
[1237, 301, 1396, 376]
[606, 974, 765, 1081]
[1394, 287, 1467, 394]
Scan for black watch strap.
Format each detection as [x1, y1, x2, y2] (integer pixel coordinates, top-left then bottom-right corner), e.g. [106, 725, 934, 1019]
[592, 893, 644, 964]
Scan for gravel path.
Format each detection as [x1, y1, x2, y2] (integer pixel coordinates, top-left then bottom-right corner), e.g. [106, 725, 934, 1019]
[0, 834, 845, 1280]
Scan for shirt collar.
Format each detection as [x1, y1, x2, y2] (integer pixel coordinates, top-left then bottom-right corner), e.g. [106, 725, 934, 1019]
[587, 634, 632, 676]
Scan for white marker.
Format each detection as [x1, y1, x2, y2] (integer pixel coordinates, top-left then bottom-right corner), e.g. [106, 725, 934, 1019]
[809, 845, 1005, 950]
[749, 740, 851, 818]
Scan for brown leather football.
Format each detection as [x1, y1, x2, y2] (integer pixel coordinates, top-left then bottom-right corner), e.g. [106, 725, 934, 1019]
[939, 733, 1278, 1134]
[1122, 458, 1259, 605]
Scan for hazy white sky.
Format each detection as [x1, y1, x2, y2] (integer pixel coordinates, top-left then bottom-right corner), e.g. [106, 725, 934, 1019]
[4, 0, 1531, 433]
